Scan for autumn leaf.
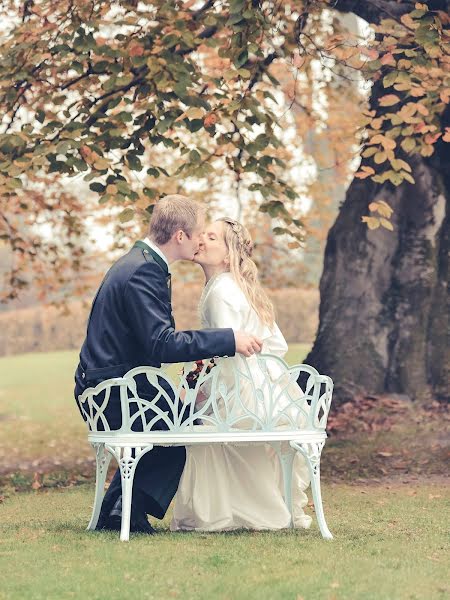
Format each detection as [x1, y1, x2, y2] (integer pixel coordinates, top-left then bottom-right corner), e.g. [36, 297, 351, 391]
[368, 134, 396, 150]
[424, 132, 442, 145]
[377, 200, 394, 218]
[361, 48, 379, 60]
[380, 52, 395, 66]
[369, 200, 394, 219]
[119, 208, 135, 223]
[204, 113, 218, 127]
[379, 94, 400, 107]
[362, 216, 380, 230]
[355, 166, 375, 179]
[129, 42, 144, 57]
[79, 145, 93, 161]
[31, 472, 42, 490]
[391, 159, 412, 173]
[439, 89, 450, 104]
[380, 218, 394, 231]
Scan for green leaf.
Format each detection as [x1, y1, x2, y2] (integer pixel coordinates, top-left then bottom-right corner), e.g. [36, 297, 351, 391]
[401, 137, 416, 153]
[143, 187, 157, 199]
[89, 182, 106, 193]
[362, 147, 378, 158]
[127, 155, 142, 171]
[119, 208, 135, 223]
[189, 149, 201, 163]
[230, 0, 247, 12]
[400, 171, 415, 184]
[383, 71, 398, 88]
[235, 50, 248, 68]
[227, 13, 244, 26]
[237, 68, 251, 79]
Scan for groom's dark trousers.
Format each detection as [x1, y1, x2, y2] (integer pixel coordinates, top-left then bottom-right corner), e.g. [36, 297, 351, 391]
[74, 241, 235, 519]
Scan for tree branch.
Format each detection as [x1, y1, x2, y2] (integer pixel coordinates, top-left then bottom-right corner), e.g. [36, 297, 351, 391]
[331, 0, 450, 24]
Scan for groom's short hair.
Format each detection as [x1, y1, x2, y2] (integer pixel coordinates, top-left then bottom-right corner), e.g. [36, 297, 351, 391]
[149, 194, 205, 245]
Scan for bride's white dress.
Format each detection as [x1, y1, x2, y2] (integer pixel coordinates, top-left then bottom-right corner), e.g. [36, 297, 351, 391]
[170, 272, 312, 531]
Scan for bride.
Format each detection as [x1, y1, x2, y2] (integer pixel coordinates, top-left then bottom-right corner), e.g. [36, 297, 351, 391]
[170, 217, 312, 532]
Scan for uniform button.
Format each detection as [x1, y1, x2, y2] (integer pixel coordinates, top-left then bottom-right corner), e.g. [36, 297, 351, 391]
[82, 372, 85, 379]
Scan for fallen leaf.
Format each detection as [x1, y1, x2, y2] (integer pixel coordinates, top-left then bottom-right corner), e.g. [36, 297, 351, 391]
[31, 472, 42, 490]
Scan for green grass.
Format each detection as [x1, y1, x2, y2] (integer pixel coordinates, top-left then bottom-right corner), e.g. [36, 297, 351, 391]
[0, 482, 448, 599]
[1, 350, 449, 598]
[0, 346, 311, 474]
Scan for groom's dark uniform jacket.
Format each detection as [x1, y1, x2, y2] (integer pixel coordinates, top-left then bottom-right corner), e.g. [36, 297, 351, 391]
[74, 241, 235, 518]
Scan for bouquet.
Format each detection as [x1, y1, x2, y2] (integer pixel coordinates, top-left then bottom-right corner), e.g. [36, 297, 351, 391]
[185, 358, 217, 389]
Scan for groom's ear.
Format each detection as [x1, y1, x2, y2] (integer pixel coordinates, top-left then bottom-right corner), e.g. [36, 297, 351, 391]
[174, 230, 184, 244]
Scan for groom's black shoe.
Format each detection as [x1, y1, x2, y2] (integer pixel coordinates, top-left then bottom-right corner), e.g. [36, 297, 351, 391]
[96, 494, 156, 534]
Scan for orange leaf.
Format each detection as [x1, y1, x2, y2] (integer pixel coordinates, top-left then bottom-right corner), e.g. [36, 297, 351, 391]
[129, 42, 144, 57]
[415, 103, 429, 116]
[410, 86, 426, 97]
[204, 113, 218, 127]
[355, 166, 375, 179]
[31, 472, 42, 490]
[440, 89, 450, 104]
[380, 53, 395, 66]
[361, 48, 379, 60]
[379, 94, 400, 107]
[424, 132, 442, 144]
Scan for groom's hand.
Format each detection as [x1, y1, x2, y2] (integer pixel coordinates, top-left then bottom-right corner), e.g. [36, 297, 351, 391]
[234, 331, 263, 357]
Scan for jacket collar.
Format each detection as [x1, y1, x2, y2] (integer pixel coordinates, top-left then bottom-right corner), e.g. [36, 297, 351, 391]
[133, 239, 169, 275]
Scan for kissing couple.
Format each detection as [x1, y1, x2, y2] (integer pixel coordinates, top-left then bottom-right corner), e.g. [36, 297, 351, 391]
[74, 194, 311, 534]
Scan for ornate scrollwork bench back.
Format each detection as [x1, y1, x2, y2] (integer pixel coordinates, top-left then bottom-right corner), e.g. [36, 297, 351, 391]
[77, 354, 334, 541]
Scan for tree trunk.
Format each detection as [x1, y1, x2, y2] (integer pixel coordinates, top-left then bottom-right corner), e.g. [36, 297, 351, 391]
[305, 124, 449, 404]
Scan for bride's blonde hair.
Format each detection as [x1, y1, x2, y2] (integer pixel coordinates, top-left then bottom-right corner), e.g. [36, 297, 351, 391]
[218, 217, 275, 327]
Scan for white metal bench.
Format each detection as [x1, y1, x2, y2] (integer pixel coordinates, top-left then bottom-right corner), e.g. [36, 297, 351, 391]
[77, 354, 334, 541]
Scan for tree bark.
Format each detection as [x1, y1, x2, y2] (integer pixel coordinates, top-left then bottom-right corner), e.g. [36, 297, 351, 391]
[305, 115, 449, 404]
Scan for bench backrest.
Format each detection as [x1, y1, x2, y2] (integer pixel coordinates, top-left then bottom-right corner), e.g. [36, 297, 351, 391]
[76, 354, 333, 434]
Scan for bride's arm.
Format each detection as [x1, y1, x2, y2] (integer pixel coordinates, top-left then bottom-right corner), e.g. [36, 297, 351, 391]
[206, 286, 244, 330]
[195, 285, 245, 406]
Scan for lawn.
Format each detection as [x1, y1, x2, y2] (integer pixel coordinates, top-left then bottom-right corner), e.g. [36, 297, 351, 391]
[0, 349, 449, 599]
[0, 481, 448, 599]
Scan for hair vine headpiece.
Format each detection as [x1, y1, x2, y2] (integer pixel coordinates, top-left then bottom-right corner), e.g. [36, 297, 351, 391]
[222, 218, 253, 258]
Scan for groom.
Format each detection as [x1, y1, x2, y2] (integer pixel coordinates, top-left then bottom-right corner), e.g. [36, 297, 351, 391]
[74, 194, 262, 534]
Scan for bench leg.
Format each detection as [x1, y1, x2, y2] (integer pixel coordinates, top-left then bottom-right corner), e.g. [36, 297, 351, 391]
[117, 447, 137, 542]
[272, 443, 296, 528]
[291, 441, 333, 540]
[116, 445, 155, 541]
[87, 443, 112, 531]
